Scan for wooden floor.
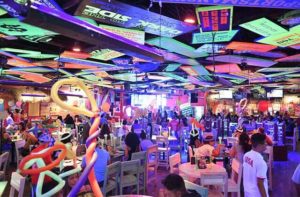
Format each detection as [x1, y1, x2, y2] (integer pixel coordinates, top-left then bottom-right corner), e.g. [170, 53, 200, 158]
[3, 145, 300, 197]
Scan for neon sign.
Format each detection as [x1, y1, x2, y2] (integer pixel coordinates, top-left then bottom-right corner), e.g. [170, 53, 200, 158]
[196, 6, 233, 32]
[75, 0, 197, 37]
[192, 30, 238, 44]
[240, 18, 288, 37]
[151, 0, 300, 9]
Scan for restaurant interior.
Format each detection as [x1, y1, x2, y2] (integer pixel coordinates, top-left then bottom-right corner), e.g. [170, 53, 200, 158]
[0, 0, 299, 196]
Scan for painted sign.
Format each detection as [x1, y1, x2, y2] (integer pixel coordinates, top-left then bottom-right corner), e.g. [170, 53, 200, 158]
[90, 49, 123, 61]
[147, 37, 208, 58]
[20, 35, 53, 43]
[192, 30, 238, 44]
[195, 44, 225, 53]
[151, 0, 300, 9]
[257, 31, 300, 47]
[240, 18, 288, 37]
[226, 41, 277, 52]
[196, 6, 233, 32]
[180, 65, 210, 76]
[75, 0, 197, 37]
[0, 18, 57, 36]
[165, 63, 181, 72]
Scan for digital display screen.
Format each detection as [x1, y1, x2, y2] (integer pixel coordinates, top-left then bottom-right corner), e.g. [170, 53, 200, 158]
[267, 89, 283, 98]
[219, 90, 233, 99]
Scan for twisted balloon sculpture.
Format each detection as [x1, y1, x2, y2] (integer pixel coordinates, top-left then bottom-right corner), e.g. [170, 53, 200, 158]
[50, 77, 103, 197]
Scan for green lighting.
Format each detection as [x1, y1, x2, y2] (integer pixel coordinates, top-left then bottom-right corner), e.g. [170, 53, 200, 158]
[192, 30, 238, 44]
[0, 18, 58, 36]
[18, 53, 58, 59]
[0, 8, 7, 16]
[240, 18, 288, 37]
[0, 48, 41, 54]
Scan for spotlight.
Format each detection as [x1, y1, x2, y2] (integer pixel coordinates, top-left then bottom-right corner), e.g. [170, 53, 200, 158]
[72, 42, 81, 52]
[184, 17, 196, 24]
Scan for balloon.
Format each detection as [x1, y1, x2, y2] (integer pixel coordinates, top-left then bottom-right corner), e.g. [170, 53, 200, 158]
[19, 144, 67, 175]
[36, 170, 65, 197]
[101, 102, 110, 113]
[50, 77, 102, 197]
[16, 101, 22, 108]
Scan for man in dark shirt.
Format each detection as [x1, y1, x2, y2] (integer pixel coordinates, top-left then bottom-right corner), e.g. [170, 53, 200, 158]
[125, 127, 140, 160]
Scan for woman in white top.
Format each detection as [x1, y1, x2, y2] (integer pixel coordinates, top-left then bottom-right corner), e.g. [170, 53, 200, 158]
[230, 132, 252, 163]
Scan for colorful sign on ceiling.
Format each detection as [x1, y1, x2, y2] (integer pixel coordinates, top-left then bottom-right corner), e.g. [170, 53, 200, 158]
[90, 49, 123, 61]
[275, 54, 300, 62]
[165, 63, 181, 72]
[20, 35, 53, 43]
[196, 6, 233, 32]
[151, 0, 300, 9]
[0, 18, 57, 36]
[75, 0, 197, 37]
[18, 53, 58, 59]
[0, 7, 7, 16]
[147, 37, 208, 58]
[180, 65, 210, 76]
[192, 30, 238, 44]
[258, 67, 300, 73]
[195, 44, 225, 53]
[257, 31, 300, 47]
[205, 64, 241, 73]
[240, 18, 288, 37]
[226, 41, 277, 52]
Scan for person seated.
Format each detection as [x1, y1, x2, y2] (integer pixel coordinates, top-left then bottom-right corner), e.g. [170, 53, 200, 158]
[55, 133, 77, 168]
[140, 130, 153, 151]
[81, 139, 110, 187]
[20, 128, 38, 156]
[195, 134, 223, 158]
[57, 166, 93, 197]
[1, 128, 12, 153]
[229, 132, 251, 162]
[125, 127, 140, 160]
[118, 119, 129, 138]
[232, 126, 244, 138]
[132, 119, 142, 130]
[99, 123, 111, 140]
[159, 173, 201, 197]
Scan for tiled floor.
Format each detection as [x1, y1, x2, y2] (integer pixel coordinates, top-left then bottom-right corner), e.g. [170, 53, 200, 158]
[3, 146, 300, 197]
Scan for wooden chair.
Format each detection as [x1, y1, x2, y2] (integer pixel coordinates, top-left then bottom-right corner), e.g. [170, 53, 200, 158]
[169, 153, 181, 174]
[201, 172, 228, 197]
[132, 151, 147, 194]
[103, 161, 121, 196]
[15, 140, 25, 166]
[156, 136, 170, 170]
[223, 158, 242, 197]
[9, 172, 26, 197]
[0, 152, 9, 180]
[120, 160, 140, 195]
[263, 145, 273, 191]
[286, 128, 297, 151]
[146, 145, 158, 188]
[184, 180, 208, 197]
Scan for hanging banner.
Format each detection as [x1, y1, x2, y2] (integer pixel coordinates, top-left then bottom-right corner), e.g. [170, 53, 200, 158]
[192, 30, 238, 44]
[196, 5, 233, 32]
[151, 0, 300, 9]
[75, 0, 198, 37]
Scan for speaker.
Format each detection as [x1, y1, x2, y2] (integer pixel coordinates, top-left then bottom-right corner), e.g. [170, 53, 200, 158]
[191, 93, 198, 103]
[124, 83, 130, 90]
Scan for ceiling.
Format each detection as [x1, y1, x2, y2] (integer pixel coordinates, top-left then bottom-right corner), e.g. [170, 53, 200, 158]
[0, 0, 299, 94]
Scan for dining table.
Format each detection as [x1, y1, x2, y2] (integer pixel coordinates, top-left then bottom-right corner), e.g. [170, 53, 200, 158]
[151, 135, 177, 141]
[179, 162, 227, 181]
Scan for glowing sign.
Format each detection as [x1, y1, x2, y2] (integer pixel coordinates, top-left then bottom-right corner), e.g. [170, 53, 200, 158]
[240, 18, 288, 37]
[20, 35, 53, 43]
[151, 0, 300, 9]
[165, 63, 181, 72]
[90, 49, 123, 61]
[147, 37, 207, 58]
[75, 0, 197, 37]
[180, 65, 210, 76]
[0, 18, 57, 36]
[18, 53, 58, 59]
[196, 6, 233, 32]
[1, 48, 41, 54]
[206, 64, 241, 73]
[99, 24, 145, 44]
[192, 30, 238, 44]
[226, 41, 277, 52]
[257, 31, 300, 47]
[195, 44, 226, 53]
[61, 51, 91, 59]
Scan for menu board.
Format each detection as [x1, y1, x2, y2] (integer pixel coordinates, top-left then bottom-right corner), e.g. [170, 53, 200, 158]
[181, 106, 194, 118]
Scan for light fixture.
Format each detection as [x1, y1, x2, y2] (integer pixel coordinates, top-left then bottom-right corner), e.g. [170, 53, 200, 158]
[72, 42, 81, 52]
[184, 17, 196, 24]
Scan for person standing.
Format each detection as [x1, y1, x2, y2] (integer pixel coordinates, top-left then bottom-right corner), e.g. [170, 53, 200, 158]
[243, 133, 268, 197]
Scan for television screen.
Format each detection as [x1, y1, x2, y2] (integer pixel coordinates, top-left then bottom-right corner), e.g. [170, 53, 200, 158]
[219, 90, 233, 99]
[267, 89, 283, 98]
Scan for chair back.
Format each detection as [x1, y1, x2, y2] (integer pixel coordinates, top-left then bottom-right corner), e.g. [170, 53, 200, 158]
[0, 152, 9, 172]
[120, 160, 140, 194]
[9, 172, 26, 197]
[132, 151, 147, 170]
[156, 136, 169, 147]
[15, 140, 25, 166]
[184, 180, 208, 197]
[169, 153, 181, 173]
[146, 145, 158, 164]
[231, 159, 242, 187]
[103, 161, 121, 195]
[201, 172, 228, 197]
